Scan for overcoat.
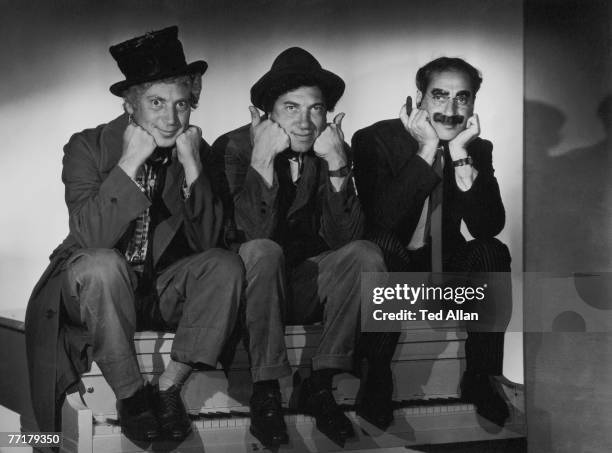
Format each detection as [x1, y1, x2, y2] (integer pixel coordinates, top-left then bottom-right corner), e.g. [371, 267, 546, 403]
[25, 114, 223, 432]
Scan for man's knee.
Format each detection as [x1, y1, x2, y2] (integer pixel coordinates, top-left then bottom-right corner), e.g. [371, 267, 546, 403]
[464, 238, 511, 272]
[239, 239, 284, 270]
[337, 240, 386, 271]
[191, 248, 245, 282]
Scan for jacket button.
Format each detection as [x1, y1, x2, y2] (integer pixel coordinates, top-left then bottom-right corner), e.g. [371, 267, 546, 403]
[45, 309, 56, 319]
[110, 197, 117, 203]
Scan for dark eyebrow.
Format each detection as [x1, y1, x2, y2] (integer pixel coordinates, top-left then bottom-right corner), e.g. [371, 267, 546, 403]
[283, 101, 299, 106]
[430, 88, 449, 95]
[456, 90, 472, 97]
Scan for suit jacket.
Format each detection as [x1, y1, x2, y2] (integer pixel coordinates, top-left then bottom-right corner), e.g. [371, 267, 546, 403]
[25, 114, 223, 432]
[352, 118, 505, 266]
[211, 124, 364, 266]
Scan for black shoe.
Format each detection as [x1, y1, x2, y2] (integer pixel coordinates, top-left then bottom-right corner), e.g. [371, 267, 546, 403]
[461, 372, 510, 427]
[156, 385, 193, 441]
[249, 389, 289, 446]
[357, 363, 394, 430]
[299, 378, 355, 444]
[118, 384, 161, 442]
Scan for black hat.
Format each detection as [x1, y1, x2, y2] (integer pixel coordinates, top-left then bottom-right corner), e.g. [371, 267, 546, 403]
[109, 26, 207, 96]
[250, 47, 345, 111]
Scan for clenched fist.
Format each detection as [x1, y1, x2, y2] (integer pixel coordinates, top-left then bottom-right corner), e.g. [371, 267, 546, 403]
[249, 106, 290, 186]
[448, 114, 480, 159]
[250, 106, 290, 166]
[313, 112, 347, 170]
[177, 126, 203, 185]
[118, 122, 157, 179]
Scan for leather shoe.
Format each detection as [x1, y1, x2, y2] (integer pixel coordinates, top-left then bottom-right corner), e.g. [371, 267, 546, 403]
[156, 385, 193, 441]
[118, 384, 161, 442]
[249, 389, 289, 446]
[357, 363, 394, 430]
[461, 372, 510, 427]
[299, 378, 355, 444]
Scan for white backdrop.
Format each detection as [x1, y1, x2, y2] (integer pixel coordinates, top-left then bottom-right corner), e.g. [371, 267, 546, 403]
[0, 0, 523, 380]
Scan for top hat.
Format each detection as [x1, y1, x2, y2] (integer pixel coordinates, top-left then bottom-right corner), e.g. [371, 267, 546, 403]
[109, 26, 207, 96]
[250, 47, 345, 111]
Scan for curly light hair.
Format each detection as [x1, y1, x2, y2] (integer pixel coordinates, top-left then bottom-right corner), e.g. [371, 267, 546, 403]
[122, 73, 203, 113]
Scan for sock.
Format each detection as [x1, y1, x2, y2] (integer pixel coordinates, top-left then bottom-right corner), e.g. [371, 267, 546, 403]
[253, 379, 280, 395]
[158, 360, 192, 391]
[310, 369, 337, 391]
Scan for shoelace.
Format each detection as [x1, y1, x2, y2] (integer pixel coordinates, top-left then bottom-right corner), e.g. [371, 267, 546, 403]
[159, 388, 183, 415]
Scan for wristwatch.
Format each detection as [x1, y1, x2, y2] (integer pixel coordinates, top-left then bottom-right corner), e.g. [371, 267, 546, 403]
[452, 156, 473, 167]
[328, 165, 351, 177]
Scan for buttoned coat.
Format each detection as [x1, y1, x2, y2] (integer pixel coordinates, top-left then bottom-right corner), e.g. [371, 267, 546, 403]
[25, 114, 223, 432]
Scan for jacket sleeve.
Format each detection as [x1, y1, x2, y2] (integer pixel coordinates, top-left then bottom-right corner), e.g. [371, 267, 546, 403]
[319, 145, 365, 247]
[62, 132, 150, 249]
[456, 140, 505, 238]
[352, 127, 440, 243]
[220, 135, 279, 240]
[180, 142, 224, 251]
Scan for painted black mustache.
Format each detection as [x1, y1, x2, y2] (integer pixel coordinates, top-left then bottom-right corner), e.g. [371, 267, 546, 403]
[433, 112, 464, 125]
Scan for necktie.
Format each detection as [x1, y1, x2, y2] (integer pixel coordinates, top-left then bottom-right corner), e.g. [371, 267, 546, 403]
[429, 145, 444, 273]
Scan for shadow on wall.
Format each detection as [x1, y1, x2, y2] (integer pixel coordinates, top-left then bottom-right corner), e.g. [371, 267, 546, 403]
[524, 96, 612, 453]
[525, 96, 612, 273]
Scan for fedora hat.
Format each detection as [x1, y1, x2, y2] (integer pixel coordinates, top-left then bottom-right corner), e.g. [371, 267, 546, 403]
[109, 26, 207, 96]
[250, 47, 345, 111]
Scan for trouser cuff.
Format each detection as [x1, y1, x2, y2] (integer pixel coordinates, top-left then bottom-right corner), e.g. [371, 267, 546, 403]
[96, 356, 143, 400]
[251, 362, 292, 382]
[171, 325, 228, 368]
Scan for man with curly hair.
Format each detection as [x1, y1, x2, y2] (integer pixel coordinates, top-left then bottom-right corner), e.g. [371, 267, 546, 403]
[25, 26, 244, 443]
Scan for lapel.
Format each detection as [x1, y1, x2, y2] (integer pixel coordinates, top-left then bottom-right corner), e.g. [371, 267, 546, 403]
[100, 114, 129, 168]
[161, 156, 184, 217]
[100, 114, 186, 266]
[377, 119, 418, 177]
[153, 155, 185, 266]
[287, 151, 319, 219]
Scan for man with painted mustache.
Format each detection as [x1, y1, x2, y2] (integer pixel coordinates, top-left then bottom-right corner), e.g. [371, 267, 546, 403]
[352, 57, 512, 429]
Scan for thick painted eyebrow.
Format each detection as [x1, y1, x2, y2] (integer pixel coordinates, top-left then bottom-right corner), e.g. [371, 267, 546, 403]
[430, 88, 450, 95]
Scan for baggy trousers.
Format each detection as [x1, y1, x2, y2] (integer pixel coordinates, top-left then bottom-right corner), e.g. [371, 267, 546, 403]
[61, 248, 244, 400]
[239, 239, 386, 382]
